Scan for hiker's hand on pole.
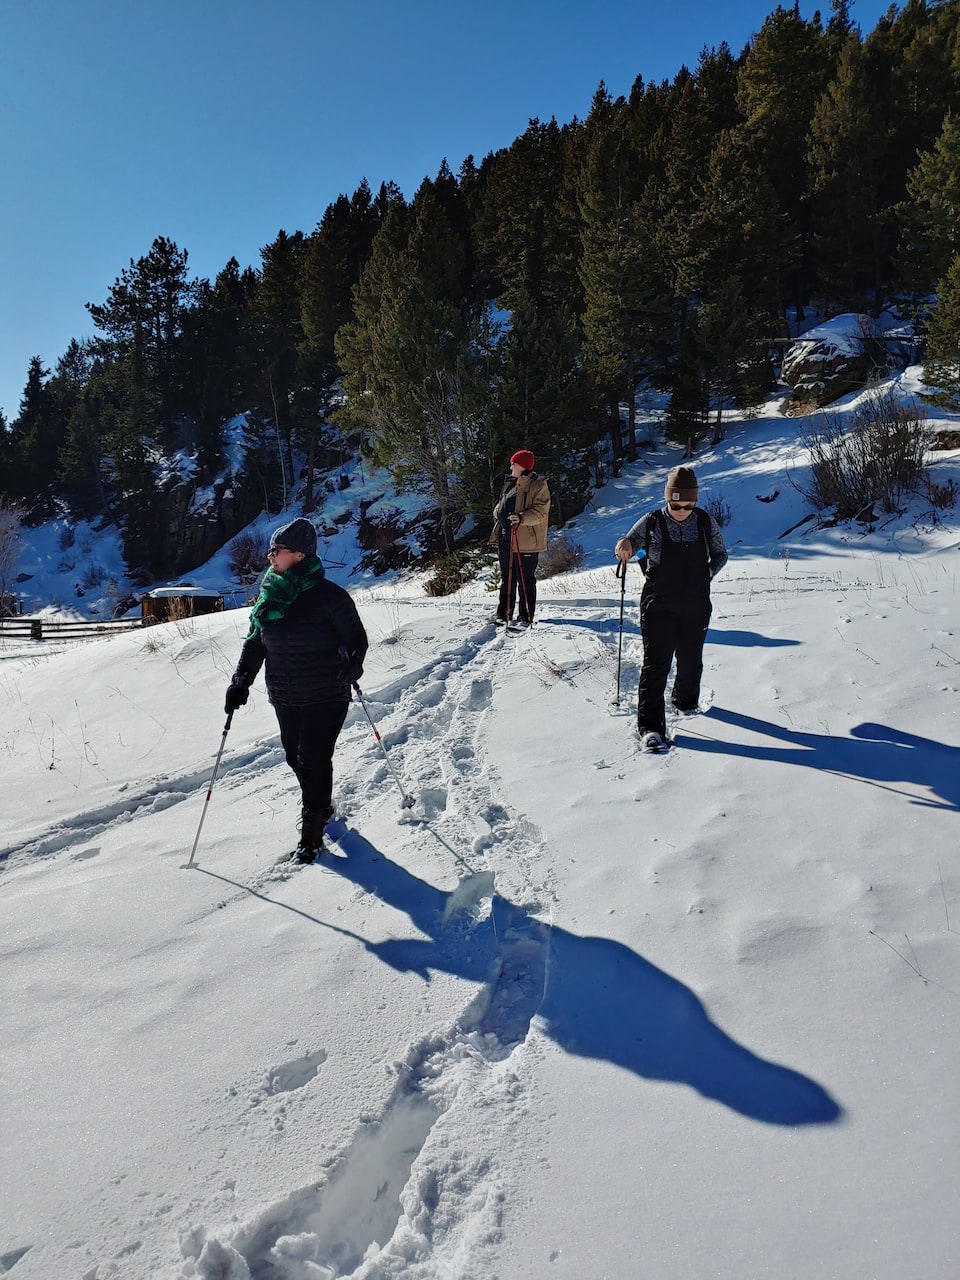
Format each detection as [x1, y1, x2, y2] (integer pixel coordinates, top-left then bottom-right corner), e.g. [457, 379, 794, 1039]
[615, 538, 633, 562]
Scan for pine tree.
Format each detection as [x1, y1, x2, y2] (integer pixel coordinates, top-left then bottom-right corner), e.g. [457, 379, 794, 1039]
[336, 187, 471, 550]
[472, 118, 582, 317]
[84, 238, 200, 573]
[490, 294, 595, 520]
[863, 0, 960, 229]
[807, 34, 888, 310]
[689, 126, 795, 318]
[300, 184, 379, 389]
[59, 374, 115, 522]
[924, 251, 960, 408]
[0, 410, 16, 502]
[184, 259, 256, 477]
[897, 113, 960, 302]
[298, 182, 386, 510]
[736, 5, 834, 316]
[652, 50, 741, 306]
[47, 340, 112, 520]
[86, 236, 197, 433]
[578, 85, 636, 464]
[12, 357, 63, 514]
[697, 277, 764, 443]
[664, 325, 709, 456]
[248, 229, 307, 506]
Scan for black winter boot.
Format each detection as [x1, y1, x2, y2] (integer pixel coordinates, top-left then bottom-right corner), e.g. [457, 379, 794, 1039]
[296, 807, 329, 863]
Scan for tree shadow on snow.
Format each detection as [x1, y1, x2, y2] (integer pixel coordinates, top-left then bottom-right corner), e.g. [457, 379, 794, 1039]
[323, 823, 842, 1127]
[681, 708, 959, 812]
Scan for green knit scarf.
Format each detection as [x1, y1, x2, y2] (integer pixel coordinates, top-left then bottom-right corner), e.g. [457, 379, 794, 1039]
[245, 553, 326, 640]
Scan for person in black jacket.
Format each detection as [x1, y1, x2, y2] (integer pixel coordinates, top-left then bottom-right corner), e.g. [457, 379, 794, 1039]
[615, 466, 727, 752]
[225, 518, 368, 861]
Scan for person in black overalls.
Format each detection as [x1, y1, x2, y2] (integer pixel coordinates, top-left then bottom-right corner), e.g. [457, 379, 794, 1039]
[615, 467, 727, 749]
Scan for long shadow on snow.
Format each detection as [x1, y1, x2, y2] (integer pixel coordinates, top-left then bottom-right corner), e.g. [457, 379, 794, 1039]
[327, 824, 842, 1127]
[681, 708, 959, 812]
[706, 628, 801, 648]
[534, 621, 800, 649]
[536, 617, 640, 637]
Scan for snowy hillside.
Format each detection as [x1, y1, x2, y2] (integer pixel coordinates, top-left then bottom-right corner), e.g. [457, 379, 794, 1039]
[2, 376, 959, 1280]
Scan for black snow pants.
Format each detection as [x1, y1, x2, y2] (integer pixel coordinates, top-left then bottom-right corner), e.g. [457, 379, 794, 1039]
[273, 699, 350, 817]
[498, 543, 539, 623]
[637, 594, 711, 737]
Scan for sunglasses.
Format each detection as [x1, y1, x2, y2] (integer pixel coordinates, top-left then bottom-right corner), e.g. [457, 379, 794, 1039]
[668, 502, 695, 511]
[266, 546, 291, 560]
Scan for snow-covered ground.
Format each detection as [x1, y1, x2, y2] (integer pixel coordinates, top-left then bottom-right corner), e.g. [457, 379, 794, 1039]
[2, 375, 959, 1279]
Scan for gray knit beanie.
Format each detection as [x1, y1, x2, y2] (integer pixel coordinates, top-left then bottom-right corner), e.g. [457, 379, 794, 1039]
[268, 518, 318, 556]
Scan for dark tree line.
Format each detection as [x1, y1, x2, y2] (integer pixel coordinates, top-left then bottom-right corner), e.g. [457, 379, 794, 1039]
[2, 0, 959, 573]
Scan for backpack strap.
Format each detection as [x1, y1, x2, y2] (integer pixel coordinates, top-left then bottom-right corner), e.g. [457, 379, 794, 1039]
[640, 510, 662, 574]
[694, 507, 708, 552]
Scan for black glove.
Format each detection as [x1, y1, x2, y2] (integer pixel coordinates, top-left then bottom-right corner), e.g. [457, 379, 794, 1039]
[345, 654, 364, 684]
[225, 676, 249, 714]
[338, 646, 364, 686]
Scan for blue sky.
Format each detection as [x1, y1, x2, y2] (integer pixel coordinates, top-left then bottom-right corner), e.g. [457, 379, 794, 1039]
[1, 0, 894, 424]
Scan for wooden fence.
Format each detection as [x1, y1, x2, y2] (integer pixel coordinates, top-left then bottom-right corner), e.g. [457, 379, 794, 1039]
[0, 617, 145, 642]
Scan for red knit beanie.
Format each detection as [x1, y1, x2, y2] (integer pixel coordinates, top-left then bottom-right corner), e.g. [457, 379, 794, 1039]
[511, 449, 535, 471]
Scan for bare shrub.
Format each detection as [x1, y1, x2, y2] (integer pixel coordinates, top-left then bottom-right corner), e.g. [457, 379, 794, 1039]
[229, 529, 268, 583]
[798, 391, 928, 518]
[0, 494, 26, 610]
[167, 596, 196, 622]
[924, 474, 958, 511]
[536, 533, 586, 579]
[168, 595, 200, 637]
[703, 494, 732, 527]
[80, 563, 106, 590]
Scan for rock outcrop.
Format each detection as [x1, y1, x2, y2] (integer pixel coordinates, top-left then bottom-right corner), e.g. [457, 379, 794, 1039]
[781, 314, 912, 411]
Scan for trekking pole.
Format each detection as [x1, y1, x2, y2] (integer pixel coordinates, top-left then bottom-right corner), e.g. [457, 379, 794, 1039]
[352, 682, 417, 808]
[614, 558, 627, 706]
[504, 524, 515, 625]
[511, 525, 533, 624]
[183, 711, 234, 868]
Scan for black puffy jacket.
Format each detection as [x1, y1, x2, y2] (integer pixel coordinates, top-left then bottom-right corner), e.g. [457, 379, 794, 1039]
[232, 576, 368, 706]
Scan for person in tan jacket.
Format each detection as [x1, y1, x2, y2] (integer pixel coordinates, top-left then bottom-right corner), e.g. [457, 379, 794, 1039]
[490, 449, 550, 626]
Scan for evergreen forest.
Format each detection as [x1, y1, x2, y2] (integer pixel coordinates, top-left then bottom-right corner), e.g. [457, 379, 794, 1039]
[2, 0, 959, 578]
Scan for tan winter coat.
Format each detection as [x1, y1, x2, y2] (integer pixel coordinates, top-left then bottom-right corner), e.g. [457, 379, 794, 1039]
[491, 472, 551, 554]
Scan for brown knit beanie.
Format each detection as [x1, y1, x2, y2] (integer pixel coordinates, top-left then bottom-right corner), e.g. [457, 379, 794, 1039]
[664, 466, 698, 504]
